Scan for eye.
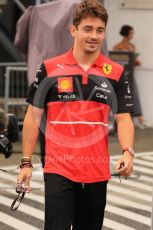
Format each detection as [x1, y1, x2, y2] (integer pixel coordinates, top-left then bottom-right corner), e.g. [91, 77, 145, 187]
[97, 29, 105, 34]
[83, 27, 93, 33]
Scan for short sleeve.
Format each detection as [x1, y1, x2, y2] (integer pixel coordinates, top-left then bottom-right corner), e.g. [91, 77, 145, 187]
[115, 70, 134, 114]
[26, 63, 48, 108]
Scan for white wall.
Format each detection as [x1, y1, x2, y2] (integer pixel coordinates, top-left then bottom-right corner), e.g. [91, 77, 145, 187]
[105, 0, 153, 123]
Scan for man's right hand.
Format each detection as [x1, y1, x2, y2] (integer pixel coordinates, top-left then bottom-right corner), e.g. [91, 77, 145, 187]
[17, 168, 32, 193]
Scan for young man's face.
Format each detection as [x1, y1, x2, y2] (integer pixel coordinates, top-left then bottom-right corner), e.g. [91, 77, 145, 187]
[70, 16, 106, 54]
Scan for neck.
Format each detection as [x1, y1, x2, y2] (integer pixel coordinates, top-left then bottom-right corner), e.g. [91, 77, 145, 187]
[73, 48, 100, 70]
[122, 37, 130, 44]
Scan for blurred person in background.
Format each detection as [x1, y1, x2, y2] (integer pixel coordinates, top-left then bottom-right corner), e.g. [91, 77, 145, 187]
[113, 25, 152, 129]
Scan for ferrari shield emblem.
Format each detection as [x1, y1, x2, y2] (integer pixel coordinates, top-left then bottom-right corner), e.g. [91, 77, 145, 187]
[103, 63, 112, 75]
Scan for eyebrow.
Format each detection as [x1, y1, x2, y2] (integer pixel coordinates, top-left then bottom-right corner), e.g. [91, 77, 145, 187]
[81, 25, 105, 30]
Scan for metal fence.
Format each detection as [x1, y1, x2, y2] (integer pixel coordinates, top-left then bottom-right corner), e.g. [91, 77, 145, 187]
[0, 63, 28, 121]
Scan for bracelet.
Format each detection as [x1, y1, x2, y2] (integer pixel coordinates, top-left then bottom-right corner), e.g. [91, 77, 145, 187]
[18, 162, 33, 169]
[21, 156, 31, 162]
[21, 160, 31, 164]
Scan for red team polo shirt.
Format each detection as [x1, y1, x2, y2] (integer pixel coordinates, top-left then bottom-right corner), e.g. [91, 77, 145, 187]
[27, 49, 133, 183]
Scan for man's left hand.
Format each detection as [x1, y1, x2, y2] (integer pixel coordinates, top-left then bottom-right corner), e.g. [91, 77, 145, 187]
[115, 151, 133, 177]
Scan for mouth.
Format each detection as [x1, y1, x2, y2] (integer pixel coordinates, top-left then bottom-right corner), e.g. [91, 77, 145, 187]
[86, 41, 99, 47]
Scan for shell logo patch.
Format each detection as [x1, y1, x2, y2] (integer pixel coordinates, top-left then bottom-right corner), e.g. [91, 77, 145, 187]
[58, 77, 73, 93]
[103, 63, 112, 75]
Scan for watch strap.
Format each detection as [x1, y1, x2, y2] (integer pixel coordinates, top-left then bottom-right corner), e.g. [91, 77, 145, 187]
[122, 147, 135, 157]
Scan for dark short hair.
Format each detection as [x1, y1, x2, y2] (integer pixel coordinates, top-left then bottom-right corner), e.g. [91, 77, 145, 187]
[73, 0, 108, 28]
[120, 25, 133, 36]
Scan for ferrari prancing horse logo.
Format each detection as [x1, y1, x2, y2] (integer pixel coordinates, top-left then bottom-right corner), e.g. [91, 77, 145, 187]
[103, 63, 112, 75]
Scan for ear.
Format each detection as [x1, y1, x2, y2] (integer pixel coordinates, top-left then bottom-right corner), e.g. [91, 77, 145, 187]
[70, 25, 77, 37]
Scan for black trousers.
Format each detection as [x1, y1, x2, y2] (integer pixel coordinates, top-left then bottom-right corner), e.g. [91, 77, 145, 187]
[44, 173, 108, 230]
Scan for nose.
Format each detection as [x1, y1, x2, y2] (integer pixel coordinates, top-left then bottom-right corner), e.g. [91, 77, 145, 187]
[90, 30, 98, 39]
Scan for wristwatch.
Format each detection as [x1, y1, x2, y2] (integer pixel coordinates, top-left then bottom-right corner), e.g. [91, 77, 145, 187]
[122, 147, 135, 157]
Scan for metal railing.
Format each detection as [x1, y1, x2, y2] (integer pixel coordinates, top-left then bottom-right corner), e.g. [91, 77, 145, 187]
[0, 62, 28, 113]
[4, 66, 28, 112]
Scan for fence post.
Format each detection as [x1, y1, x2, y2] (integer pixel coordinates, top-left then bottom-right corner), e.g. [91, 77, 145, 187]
[4, 67, 10, 113]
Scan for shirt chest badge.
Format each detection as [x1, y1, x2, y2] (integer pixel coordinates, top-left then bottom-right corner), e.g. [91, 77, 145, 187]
[58, 77, 73, 93]
[102, 63, 112, 75]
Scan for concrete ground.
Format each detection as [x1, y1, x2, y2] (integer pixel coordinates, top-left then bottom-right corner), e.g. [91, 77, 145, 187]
[109, 127, 153, 155]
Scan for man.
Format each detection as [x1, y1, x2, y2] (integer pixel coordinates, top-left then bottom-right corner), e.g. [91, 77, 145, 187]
[17, 0, 134, 229]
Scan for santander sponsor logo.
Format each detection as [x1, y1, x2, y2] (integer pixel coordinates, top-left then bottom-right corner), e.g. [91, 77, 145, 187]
[95, 81, 111, 94]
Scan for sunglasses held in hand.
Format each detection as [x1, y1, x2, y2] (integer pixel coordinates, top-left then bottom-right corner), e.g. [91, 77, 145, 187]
[10, 182, 27, 211]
